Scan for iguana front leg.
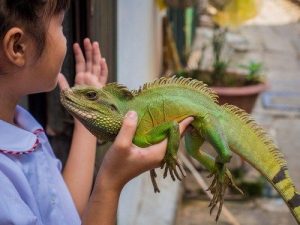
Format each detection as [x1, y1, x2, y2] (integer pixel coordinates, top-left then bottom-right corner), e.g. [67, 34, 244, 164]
[185, 127, 243, 221]
[133, 121, 184, 193]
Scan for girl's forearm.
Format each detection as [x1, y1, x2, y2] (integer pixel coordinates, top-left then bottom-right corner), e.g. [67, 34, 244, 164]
[63, 120, 97, 216]
[82, 181, 121, 225]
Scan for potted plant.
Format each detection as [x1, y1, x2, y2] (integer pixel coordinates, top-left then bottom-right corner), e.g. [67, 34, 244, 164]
[175, 1, 267, 113]
[211, 60, 268, 114]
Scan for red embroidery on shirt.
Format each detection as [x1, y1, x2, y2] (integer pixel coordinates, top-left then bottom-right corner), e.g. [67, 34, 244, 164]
[0, 129, 44, 155]
[33, 128, 44, 135]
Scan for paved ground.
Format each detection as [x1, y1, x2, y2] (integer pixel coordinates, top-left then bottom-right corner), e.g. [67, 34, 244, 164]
[176, 1, 300, 224]
[176, 199, 296, 225]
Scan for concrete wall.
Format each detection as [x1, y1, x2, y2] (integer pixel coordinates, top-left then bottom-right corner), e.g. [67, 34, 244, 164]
[117, 0, 162, 89]
[117, 1, 182, 225]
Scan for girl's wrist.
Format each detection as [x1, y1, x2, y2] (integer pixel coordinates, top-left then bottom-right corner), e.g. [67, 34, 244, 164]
[73, 118, 84, 128]
[94, 168, 125, 194]
[91, 181, 122, 201]
[73, 119, 95, 137]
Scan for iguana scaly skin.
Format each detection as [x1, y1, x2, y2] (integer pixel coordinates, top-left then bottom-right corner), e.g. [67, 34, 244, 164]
[60, 76, 300, 223]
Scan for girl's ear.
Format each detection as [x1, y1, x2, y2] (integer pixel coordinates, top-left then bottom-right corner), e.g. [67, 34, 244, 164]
[2, 27, 27, 67]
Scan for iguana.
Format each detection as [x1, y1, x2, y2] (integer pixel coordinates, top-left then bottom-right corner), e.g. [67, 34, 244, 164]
[60, 76, 300, 224]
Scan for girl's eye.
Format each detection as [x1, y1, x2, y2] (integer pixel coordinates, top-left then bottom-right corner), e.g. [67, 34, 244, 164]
[85, 91, 98, 100]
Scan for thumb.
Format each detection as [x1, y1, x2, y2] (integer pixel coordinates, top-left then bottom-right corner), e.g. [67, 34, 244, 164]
[114, 111, 138, 150]
[57, 73, 70, 90]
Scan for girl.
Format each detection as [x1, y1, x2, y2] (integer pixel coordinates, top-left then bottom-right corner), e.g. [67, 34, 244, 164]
[0, 1, 193, 224]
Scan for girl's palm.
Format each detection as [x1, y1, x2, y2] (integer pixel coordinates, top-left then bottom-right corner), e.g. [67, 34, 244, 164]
[74, 38, 108, 87]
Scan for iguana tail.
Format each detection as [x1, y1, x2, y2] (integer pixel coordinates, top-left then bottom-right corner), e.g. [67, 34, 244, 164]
[222, 104, 300, 224]
[288, 192, 300, 224]
[272, 168, 300, 224]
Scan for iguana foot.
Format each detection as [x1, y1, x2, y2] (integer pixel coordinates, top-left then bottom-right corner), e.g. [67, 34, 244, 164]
[161, 156, 186, 181]
[150, 169, 160, 193]
[207, 163, 243, 221]
[150, 157, 186, 193]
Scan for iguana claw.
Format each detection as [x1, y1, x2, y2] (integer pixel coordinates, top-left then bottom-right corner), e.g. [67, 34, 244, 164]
[207, 163, 243, 221]
[150, 169, 160, 193]
[161, 156, 186, 181]
[149, 157, 186, 193]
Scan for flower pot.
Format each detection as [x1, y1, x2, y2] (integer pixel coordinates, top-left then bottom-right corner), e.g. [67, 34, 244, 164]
[212, 82, 269, 113]
[175, 68, 268, 113]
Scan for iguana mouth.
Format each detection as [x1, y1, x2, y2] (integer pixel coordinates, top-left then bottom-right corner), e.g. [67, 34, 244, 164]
[60, 89, 96, 120]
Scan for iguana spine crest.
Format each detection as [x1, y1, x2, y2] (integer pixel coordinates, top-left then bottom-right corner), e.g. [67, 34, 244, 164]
[222, 103, 286, 168]
[105, 83, 134, 99]
[132, 76, 219, 103]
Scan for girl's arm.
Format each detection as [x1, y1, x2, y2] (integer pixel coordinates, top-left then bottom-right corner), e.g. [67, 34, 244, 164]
[81, 111, 194, 225]
[58, 38, 108, 216]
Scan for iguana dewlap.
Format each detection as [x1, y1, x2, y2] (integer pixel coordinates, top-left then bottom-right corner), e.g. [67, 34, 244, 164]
[60, 76, 300, 224]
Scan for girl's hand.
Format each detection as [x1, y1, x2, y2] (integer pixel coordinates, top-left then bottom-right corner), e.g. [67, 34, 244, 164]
[95, 111, 194, 192]
[57, 39, 108, 215]
[74, 38, 108, 87]
[58, 38, 108, 90]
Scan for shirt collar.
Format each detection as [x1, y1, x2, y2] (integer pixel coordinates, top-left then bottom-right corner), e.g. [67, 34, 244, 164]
[0, 105, 44, 155]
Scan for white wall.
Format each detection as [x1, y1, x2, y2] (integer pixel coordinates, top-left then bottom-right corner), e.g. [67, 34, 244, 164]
[117, 1, 182, 225]
[117, 0, 162, 89]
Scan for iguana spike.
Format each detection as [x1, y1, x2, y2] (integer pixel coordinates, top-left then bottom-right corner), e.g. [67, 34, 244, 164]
[133, 76, 219, 103]
[104, 83, 134, 99]
[222, 103, 286, 168]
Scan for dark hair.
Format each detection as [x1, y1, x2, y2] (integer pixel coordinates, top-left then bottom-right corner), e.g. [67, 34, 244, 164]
[0, 0, 70, 56]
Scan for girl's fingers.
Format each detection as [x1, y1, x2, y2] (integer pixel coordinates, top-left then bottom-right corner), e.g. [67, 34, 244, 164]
[92, 42, 101, 76]
[114, 111, 138, 151]
[73, 39, 108, 87]
[73, 43, 85, 74]
[99, 58, 108, 85]
[92, 65, 100, 78]
[83, 38, 93, 72]
[179, 117, 194, 135]
[92, 42, 101, 61]
[57, 73, 70, 90]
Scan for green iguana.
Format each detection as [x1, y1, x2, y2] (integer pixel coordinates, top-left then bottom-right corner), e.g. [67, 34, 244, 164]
[60, 76, 300, 224]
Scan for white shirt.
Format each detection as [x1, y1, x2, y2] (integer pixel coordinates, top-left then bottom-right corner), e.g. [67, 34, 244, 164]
[0, 106, 80, 225]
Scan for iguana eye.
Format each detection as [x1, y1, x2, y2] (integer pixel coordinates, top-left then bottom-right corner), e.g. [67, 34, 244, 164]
[85, 91, 98, 100]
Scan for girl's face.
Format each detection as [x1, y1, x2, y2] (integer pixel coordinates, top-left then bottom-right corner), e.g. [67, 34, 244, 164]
[27, 12, 67, 93]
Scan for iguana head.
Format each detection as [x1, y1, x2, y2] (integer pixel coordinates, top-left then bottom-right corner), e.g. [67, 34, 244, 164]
[60, 85, 125, 141]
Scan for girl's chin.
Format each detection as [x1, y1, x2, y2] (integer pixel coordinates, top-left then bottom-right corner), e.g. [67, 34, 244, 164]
[50, 81, 59, 91]
[41, 81, 59, 93]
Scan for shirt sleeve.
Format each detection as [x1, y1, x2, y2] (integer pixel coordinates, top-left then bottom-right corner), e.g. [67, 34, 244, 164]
[0, 171, 43, 225]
